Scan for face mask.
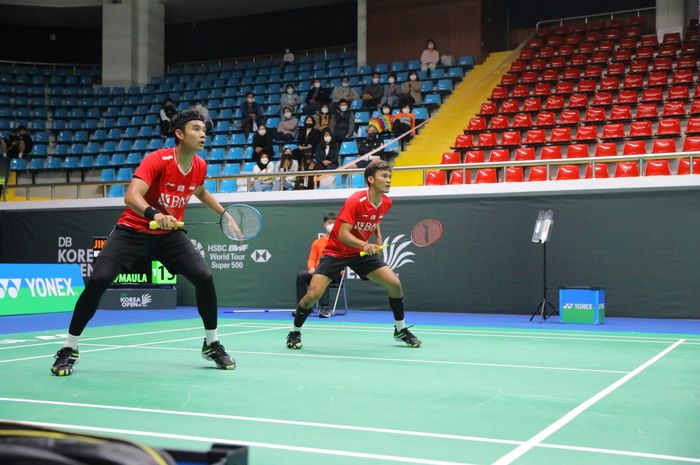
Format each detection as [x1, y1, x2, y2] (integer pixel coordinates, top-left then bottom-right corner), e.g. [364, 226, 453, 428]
[284, 112, 292, 119]
[428, 43, 434, 49]
[305, 122, 314, 127]
[324, 136, 332, 143]
[325, 223, 334, 233]
[260, 158, 269, 165]
[382, 108, 390, 114]
[339, 105, 348, 111]
[388, 78, 395, 84]
[313, 82, 321, 88]
[258, 129, 266, 136]
[368, 132, 377, 139]
[321, 107, 329, 114]
[247, 98, 254, 103]
[341, 82, 349, 87]
[372, 78, 379, 84]
[285, 49, 290, 53]
[409, 74, 417, 81]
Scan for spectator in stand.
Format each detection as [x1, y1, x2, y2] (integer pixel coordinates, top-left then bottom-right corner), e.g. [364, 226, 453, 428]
[361, 72, 384, 109]
[282, 47, 295, 68]
[368, 103, 393, 135]
[293, 115, 322, 161]
[296, 213, 337, 318]
[356, 124, 385, 168]
[381, 73, 402, 107]
[1, 126, 33, 159]
[280, 83, 302, 112]
[240, 92, 264, 138]
[251, 124, 273, 162]
[252, 150, 275, 192]
[159, 97, 177, 137]
[274, 106, 299, 142]
[189, 100, 213, 133]
[294, 155, 316, 190]
[274, 147, 299, 191]
[329, 99, 355, 142]
[420, 39, 440, 75]
[401, 70, 423, 106]
[314, 129, 340, 170]
[304, 78, 330, 115]
[392, 103, 417, 150]
[315, 103, 332, 131]
[331, 76, 358, 110]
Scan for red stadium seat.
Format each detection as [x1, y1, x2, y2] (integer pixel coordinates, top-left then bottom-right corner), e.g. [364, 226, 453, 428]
[640, 87, 663, 102]
[425, 170, 447, 185]
[619, 38, 638, 50]
[542, 69, 561, 82]
[662, 101, 686, 117]
[590, 53, 608, 66]
[465, 150, 485, 163]
[601, 123, 625, 140]
[574, 125, 598, 141]
[501, 131, 521, 146]
[584, 163, 610, 178]
[644, 160, 672, 176]
[514, 147, 536, 161]
[549, 127, 572, 143]
[616, 90, 638, 104]
[614, 162, 640, 177]
[500, 74, 518, 86]
[677, 55, 698, 68]
[672, 69, 694, 85]
[640, 34, 658, 47]
[512, 85, 530, 98]
[677, 158, 700, 174]
[534, 112, 556, 127]
[584, 64, 603, 77]
[609, 105, 632, 121]
[467, 117, 486, 132]
[690, 100, 700, 115]
[488, 115, 510, 130]
[554, 81, 574, 94]
[530, 58, 547, 71]
[656, 119, 681, 137]
[595, 142, 618, 157]
[567, 93, 589, 108]
[555, 165, 580, 180]
[592, 92, 614, 106]
[686, 118, 700, 135]
[512, 113, 532, 128]
[505, 167, 524, 182]
[563, 67, 581, 80]
[523, 97, 542, 112]
[683, 136, 700, 152]
[598, 40, 615, 52]
[558, 109, 580, 125]
[441, 151, 461, 164]
[540, 146, 562, 160]
[509, 61, 527, 73]
[491, 87, 509, 100]
[651, 138, 676, 154]
[489, 149, 510, 162]
[667, 86, 690, 100]
[657, 44, 678, 58]
[611, 50, 632, 63]
[635, 46, 654, 59]
[500, 99, 520, 114]
[534, 83, 552, 96]
[583, 107, 606, 123]
[622, 74, 644, 89]
[636, 103, 659, 119]
[549, 56, 567, 69]
[449, 169, 468, 184]
[577, 79, 597, 92]
[628, 120, 652, 138]
[477, 132, 499, 147]
[480, 102, 498, 115]
[647, 71, 669, 86]
[622, 140, 646, 155]
[524, 129, 546, 144]
[454, 134, 474, 147]
[662, 32, 681, 44]
[570, 54, 588, 67]
[544, 95, 564, 110]
[474, 169, 498, 183]
[599, 77, 620, 91]
[629, 59, 649, 73]
[566, 144, 590, 158]
[528, 166, 548, 181]
[652, 58, 673, 71]
[607, 62, 626, 76]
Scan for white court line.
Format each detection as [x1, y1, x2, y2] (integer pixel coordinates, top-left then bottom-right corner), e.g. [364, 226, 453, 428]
[490, 339, 686, 465]
[0, 322, 247, 351]
[0, 327, 283, 364]
[136, 345, 628, 374]
[2, 419, 477, 465]
[2, 398, 700, 463]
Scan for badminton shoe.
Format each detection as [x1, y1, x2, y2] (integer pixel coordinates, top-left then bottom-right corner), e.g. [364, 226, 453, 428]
[319, 305, 331, 318]
[286, 331, 302, 349]
[201, 340, 236, 369]
[394, 326, 422, 348]
[50, 347, 79, 376]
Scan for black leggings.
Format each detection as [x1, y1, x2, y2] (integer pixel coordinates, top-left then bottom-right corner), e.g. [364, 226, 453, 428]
[68, 253, 217, 336]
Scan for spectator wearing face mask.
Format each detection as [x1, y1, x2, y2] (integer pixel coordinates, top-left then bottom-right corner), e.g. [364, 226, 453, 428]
[381, 73, 402, 108]
[421, 39, 440, 74]
[275, 106, 299, 142]
[251, 124, 273, 162]
[314, 129, 340, 170]
[356, 125, 385, 168]
[294, 155, 316, 190]
[280, 84, 302, 112]
[315, 103, 332, 131]
[282, 47, 295, 68]
[304, 79, 330, 115]
[329, 99, 355, 142]
[241, 92, 264, 138]
[331, 77, 359, 110]
[159, 97, 177, 138]
[368, 103, 393, 134]
[274, 147, 299, 191]
[401, 71, 422, 106]
[361, 72, 384, 109]
[252, 151, 275, 192]
[294, 115, 322, 161]
[392, 104, 417, 150]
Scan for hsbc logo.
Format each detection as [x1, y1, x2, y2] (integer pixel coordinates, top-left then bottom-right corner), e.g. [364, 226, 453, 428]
[250, 249, 271, 263]
[0, 279, 21, 299]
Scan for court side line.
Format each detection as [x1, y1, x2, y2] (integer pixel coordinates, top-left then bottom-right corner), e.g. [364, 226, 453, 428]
[490, 339, 686, 465]
[136, 346, 628, 374]
[539, 443, 700, 464]
[0, 322, 247, 351]
[0, 327, 283, 364]
[2, 399, 699, 463]
[5, 419, 477, 465]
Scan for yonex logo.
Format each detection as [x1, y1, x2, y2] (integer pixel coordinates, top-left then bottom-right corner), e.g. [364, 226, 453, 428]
[190, 239, 205, 258]
[251, 249, 271, 263]
[563, 303, 574, 309]
[0, 279, 22, 299]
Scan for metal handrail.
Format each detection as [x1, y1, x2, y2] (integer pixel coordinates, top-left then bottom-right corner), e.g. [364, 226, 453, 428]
[535, 7, 656, 30]
[4, 150, 698, 201]
[0, 59, 99, 70]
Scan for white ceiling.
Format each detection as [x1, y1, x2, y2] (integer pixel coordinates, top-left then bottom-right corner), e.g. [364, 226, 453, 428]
[0, 0, 351, 27]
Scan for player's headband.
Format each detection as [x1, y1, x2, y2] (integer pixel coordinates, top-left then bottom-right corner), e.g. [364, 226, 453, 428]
[171, 110, 206, 132]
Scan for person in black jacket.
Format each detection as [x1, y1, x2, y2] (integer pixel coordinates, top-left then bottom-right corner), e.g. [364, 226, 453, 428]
[240, 92, 264, 138]
[329, 99, 355, 142]
[356, 124, 385, 168]
[314, 129, 339, 170]
[303, 78, 330, 115]
[251, 124, 273, 162]
[293, 115, 322, 161]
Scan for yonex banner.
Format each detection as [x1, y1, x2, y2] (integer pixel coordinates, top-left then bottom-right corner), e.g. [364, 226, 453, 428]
[0, 264, 83, 316]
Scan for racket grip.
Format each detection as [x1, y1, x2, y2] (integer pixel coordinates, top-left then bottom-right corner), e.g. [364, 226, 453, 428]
[149, 221, 185, 230]
[359, 245, 386, 256]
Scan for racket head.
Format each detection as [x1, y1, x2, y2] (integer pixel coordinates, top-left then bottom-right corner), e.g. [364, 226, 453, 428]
[410, 219, 443, 247]
[220, 204, 263, 241]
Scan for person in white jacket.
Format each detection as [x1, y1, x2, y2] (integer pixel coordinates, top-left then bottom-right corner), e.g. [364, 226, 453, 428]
[274, 147, 299, 191]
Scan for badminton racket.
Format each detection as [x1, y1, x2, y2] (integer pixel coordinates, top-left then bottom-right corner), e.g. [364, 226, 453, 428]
[149, 203, 263, 241]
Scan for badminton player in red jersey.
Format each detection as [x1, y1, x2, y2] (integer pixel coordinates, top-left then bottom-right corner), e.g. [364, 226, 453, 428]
[51, 111, 238, 376]
[286, 160, 422, 349]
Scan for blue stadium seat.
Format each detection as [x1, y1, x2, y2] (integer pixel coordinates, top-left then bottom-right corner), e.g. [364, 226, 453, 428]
[138, 126, 153, 138]
[431, 68, 446, 78]
[437, 79, 453, 91]
[147, 138, 163, 150]
[241, 161, 256, 172]
[47, 157, 62, 169]
[107, 184, 124, 198]
[70, 143, 85, 155]
[10, 158, 27, 171]
[29, 158, 45, 170]
[99, 168, 115, 182]
[103, 141, 117, 153]
[226, 147, 243, 160]
[110, 153, 126, 166]
[54, 144, 69, 156]
[117, 140, 131, 152]
[223, 163, 241, 175]
[339, 141, 358, 155]
[132, 139, 147, 151]
[209, 148, 225, 161]
[57, 131, 73, 143]
[355, 112, 369, 124]
[212, 134, 229, 147]
[424, 94, 442, 105]
[206, 164, 221, 177]
[79, 155, 94, 168]
[204, 179, 217, 192]
[414, 107, 429, 121]
[125, 152, 141, 165]
[448, 67, 464, 78]
[116, 167, 132, 181]
[214, 121, 231, 133]
[219, 180, 237, 193]
[231, 133, 246, 145]
[94, 154, 110, 167]
[33, 145, 48, 157]
[459, 56, 475, 68]
[420, 81, 434, 92]
[64, 156, 80, 169]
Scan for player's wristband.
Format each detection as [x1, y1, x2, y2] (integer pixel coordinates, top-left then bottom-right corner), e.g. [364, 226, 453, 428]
[143, 206, 159, 221]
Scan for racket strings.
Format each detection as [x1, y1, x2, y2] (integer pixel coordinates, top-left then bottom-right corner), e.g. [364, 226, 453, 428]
[221, 205, 262, 241]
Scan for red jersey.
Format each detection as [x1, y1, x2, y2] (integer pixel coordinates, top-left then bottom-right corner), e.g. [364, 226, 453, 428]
[325, 190, 393, 258]
[117, 148, 207, 234]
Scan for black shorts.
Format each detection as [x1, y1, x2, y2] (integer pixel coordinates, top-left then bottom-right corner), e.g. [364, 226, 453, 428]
[97, 225, 204, 273]
[314, 253, 387, 281]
